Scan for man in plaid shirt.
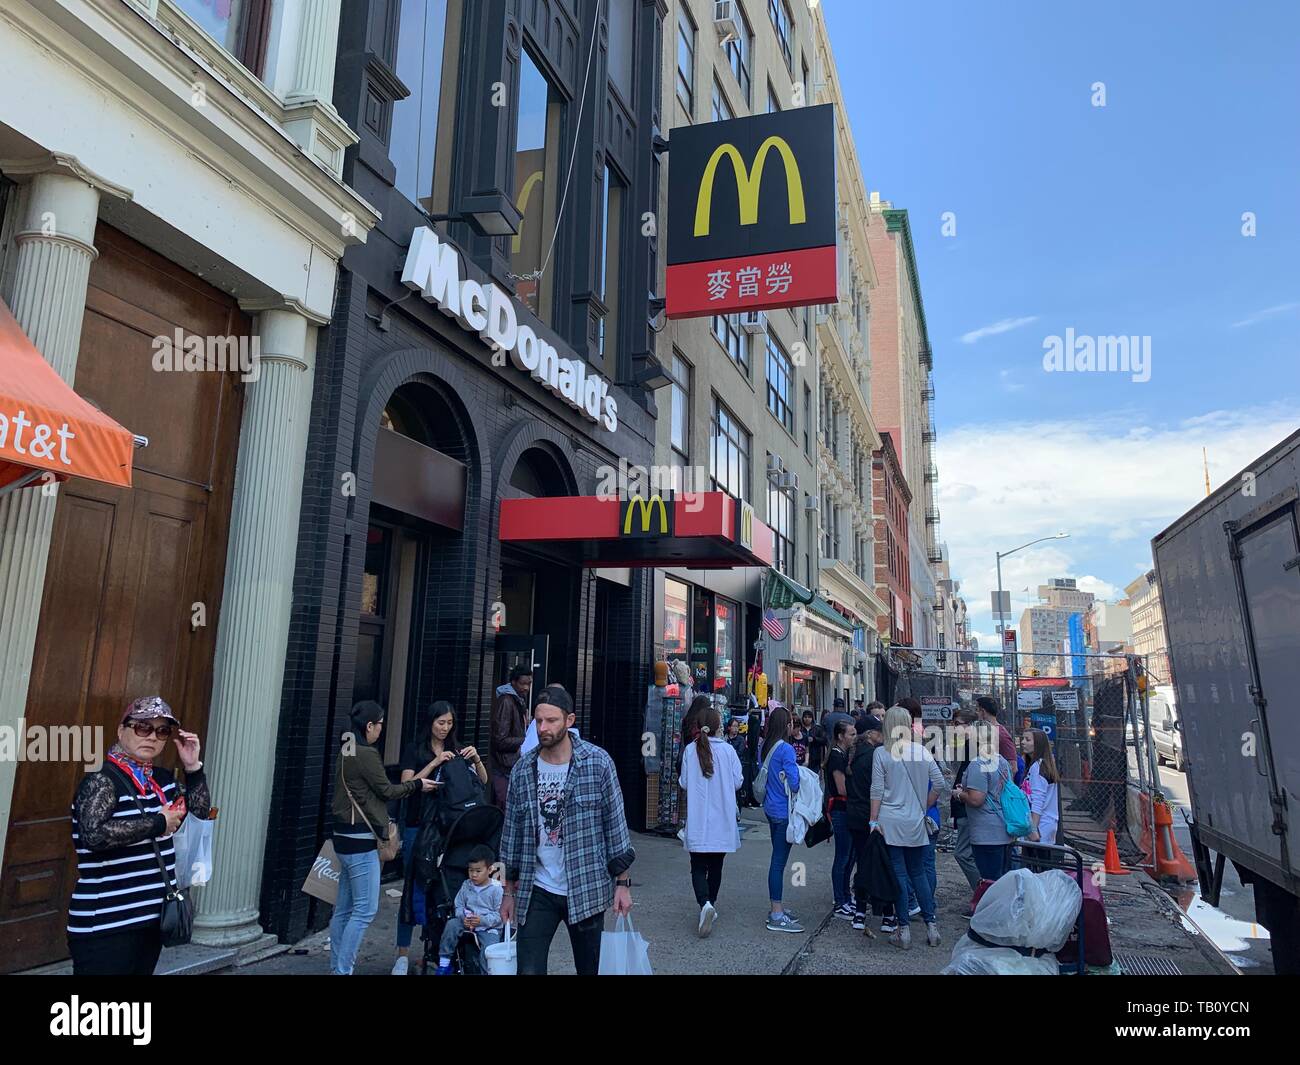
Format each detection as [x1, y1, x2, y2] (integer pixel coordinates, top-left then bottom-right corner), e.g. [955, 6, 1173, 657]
[500, 686, 635, 975]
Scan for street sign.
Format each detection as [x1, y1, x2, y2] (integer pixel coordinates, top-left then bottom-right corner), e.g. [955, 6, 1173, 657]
[991, 590, 1010, 616]
[1002, 628, 1017, 673]
[1051, 688, 1079, 715]
[1030, 710, 1057, 744]
[920, 695, 956, 722]
[1016, 689, 1043, 711]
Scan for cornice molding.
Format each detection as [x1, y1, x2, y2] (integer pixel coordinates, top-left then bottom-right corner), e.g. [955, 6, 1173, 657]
[0, 151, 133, 201]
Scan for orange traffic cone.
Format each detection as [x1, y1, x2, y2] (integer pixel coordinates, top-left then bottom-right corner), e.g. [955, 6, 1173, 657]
[1153, 799, 1196, 882]
[1103, 828, 1131, 876]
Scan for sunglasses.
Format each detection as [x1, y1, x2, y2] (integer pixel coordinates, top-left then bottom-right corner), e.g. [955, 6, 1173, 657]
[124, 719, 175, 738]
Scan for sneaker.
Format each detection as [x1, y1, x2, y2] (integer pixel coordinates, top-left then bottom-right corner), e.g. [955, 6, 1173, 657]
[699, 901, 717, 938]
[852, 912, 866, 931]
[891, 925, 912, 950]
[766, 911, 805, 934]
[433, 964, 454, 975]
[926, 922, 941, 947]
[880, 916, 899, 935]
[834, 904, 855, 921]
[390, 956, 409, 976]
[908, 904, 922, 917]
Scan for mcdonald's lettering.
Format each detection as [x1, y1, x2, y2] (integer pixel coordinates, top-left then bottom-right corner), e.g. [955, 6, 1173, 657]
[621, 494, 672, 537]
[666, 105, 838, 320]
[737, 500, 754, 550]
[694, 138, 806, 237]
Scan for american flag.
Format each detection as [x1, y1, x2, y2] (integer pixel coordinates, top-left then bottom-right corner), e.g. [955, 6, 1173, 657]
[761, 608, 787, 640]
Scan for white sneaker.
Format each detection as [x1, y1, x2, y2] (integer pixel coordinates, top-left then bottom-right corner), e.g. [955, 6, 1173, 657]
[699, 901, 717, 938]
[390, 955, 409, 976]
[892, 925, 912, 950]
[908, 904, 922, 917]
[926, 922, 941, 947]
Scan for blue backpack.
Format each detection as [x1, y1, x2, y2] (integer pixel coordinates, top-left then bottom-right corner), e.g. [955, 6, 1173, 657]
[994, 761, 1032, 837]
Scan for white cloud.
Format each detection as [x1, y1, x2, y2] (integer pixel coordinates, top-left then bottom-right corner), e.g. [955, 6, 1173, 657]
[935, 404, 1297, 636]
[1231, 302, 1298, 328]
[998, 368, 1025, 393]
[960, 315, 1039, 344]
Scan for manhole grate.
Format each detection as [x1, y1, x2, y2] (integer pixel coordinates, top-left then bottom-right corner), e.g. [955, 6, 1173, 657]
[1114, 952, 1182, 976]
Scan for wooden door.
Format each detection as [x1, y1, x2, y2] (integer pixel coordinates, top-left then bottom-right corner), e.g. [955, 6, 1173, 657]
[0, 226, 245, 971]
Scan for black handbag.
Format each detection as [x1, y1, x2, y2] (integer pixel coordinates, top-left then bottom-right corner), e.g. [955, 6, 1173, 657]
[115, 767, 194, 947]
[804, 814, 833, 848]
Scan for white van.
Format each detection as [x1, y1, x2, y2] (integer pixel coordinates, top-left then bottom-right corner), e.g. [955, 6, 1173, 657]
[1150, 684, 1184, 771]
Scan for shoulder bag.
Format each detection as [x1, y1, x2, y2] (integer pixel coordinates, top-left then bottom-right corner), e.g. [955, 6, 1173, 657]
[902, 746, 940, 838]
[752, 739, 784, 797]
[109, 764, 193, 947]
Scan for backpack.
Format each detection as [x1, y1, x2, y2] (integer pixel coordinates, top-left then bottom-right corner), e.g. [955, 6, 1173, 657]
[433, 755, 487, 827]
[993, 760, 1032, 837]
[753, 740, 783, 797]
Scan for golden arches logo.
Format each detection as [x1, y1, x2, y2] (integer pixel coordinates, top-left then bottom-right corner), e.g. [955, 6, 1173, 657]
[693, 137, 807, 238]
[623, 494, 669, 535]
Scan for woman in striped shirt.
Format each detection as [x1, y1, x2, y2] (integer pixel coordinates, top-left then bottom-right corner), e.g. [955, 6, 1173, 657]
[68, 696, 209, 975]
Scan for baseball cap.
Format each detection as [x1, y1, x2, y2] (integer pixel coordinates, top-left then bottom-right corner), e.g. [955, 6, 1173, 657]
[121, 695, 179, 726]
[833, 697, 846, 709]
[861, 714, 884, 734]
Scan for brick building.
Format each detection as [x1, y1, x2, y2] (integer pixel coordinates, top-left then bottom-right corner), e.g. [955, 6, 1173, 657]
[871, 431, 912, 645]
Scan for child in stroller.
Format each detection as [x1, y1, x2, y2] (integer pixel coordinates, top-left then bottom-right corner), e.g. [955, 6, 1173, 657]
[415, 799, 504, 974]
[432, 844, 504, 975]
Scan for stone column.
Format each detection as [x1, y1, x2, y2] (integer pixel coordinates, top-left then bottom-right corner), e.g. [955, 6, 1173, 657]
[284, 0, 343, 107]
[191, 306, 319, 948]
[0, 162, 111, 875]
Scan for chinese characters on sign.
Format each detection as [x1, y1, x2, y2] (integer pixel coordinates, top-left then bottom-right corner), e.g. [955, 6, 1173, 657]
[706, 262, 796, 304]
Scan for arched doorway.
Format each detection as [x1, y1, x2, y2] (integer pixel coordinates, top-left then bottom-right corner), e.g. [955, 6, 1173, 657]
[495, 445, 581, 702]
[355, 380, 470, 763]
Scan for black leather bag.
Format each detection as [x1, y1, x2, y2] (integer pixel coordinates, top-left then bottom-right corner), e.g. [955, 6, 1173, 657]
[117, 770, 194, 947]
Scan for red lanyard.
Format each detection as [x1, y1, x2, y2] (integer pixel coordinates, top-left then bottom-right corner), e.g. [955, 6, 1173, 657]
[107, 755, 168, 806]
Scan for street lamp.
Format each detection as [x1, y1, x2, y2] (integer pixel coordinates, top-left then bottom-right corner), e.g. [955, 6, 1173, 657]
[995, 531, 1069, 660]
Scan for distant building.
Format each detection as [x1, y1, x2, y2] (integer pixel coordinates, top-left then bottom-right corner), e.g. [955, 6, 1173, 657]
[1125, 569, 1171, 683]
[1020, 577, 1096, 675]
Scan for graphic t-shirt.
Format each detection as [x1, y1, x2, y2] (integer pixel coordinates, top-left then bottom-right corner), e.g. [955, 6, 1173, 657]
[535, 758, 570, 896]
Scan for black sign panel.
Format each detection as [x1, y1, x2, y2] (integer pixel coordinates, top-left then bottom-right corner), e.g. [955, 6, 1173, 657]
[666, 104, 837, 267]
[619, 494, 674, 538]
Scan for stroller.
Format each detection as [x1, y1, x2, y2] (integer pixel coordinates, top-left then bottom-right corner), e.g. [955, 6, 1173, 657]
[403, 756, 503, 975]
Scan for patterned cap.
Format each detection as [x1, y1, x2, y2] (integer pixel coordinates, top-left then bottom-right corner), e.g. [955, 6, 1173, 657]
[121, 695, 179, 726]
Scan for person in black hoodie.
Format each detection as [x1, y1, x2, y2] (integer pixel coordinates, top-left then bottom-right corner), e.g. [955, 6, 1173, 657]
[845, 713, 894, 934]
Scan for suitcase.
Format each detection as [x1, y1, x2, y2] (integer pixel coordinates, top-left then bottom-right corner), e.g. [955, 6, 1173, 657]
[1056, 869, 1113, 967]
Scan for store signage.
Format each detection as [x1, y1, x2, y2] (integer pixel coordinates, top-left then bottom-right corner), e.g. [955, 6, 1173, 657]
[401, 227, 618, 432]
[736, 499, 754, 550]
[666, 105, 838, 318]
[789, 616, 846, 673]
[620, 494, 672, 537]
[1019, 676, 1070, 689]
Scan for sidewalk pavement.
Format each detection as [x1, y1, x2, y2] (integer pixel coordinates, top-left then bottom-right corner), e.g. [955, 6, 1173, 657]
[232, 807, 1234, 976]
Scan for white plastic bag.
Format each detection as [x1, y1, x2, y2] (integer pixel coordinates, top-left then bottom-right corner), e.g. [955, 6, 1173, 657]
[941, 933, 1059, 976]
[785, 765, 823, 845]
[598, 914, 653, 975]
[969, 868, 1081, 951]
[171, 814, 214, 889]
[483, 922, 517, 975]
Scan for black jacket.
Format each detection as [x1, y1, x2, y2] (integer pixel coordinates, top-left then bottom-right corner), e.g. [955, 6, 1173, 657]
[845, 740, 877, 831]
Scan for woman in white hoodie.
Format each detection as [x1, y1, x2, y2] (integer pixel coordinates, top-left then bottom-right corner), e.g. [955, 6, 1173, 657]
[679, 699, 743, 938]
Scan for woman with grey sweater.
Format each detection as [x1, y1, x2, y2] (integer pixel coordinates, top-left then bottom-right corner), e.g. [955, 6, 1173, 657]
[869, 705, 945, 950]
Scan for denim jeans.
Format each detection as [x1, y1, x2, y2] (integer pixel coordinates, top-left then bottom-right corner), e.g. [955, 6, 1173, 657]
[923, 834, 938, 899]
[395, 826, 427, 949]
[330, 848, 380, 974]
[516, 888, 603, 975]
[830, 809, 853, 907]
[767, 816, 793, 904]
[886, 843, 936, 927]
[972, 843, 1010, 882]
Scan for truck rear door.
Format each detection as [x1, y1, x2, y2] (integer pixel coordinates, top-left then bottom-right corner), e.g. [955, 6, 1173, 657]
[1230, 492, 1300, 883]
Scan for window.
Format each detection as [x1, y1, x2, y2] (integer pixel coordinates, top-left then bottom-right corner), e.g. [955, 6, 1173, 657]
[821, 496, 835, 558]
[802, 55, 810, 104]
[768, 0, 793, 73]
[174, 0, 273, 76]
[765, 334, 793, 432]
[512, 49, 562, 323]
[608, 0, 635, 103]
[665, 577, 690, 665]
[767, 80, 781, 113]
[710, 398, 751, 502]
[391, 0, 450, 208]
[668, 351, 691, 459]
[768, 473, 795, 577]
[676, 8, 696, 117]
[724, 4, 753, 105]
[712, 314, 750, 374]
[711, 77, 734, 123]
[596, 164, 625, 367]
[802, 384, 812, 457]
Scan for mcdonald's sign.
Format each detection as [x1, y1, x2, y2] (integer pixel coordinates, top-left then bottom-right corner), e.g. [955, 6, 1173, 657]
[666, 105, 837, 319]
[619, 494, 672, 538]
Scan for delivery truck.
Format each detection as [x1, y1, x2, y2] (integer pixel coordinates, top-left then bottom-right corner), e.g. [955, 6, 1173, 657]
[1152, 428, 1300, 974]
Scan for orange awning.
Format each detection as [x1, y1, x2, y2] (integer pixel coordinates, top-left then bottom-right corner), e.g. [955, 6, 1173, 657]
[0, 297, 134, 493]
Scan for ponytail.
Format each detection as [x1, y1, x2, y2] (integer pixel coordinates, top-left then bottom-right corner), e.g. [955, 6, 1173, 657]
[694, 704, 723, 779]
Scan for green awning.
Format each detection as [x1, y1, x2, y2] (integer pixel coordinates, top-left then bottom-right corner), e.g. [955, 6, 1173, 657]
[764, 568, 815, 609]
[808, 595, 854, 633]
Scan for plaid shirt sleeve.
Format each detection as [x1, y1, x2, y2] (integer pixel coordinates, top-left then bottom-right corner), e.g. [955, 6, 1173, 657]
[601, 752, 635, 877]
[561, 743, 636, 924]
[500, 757, 528, 882]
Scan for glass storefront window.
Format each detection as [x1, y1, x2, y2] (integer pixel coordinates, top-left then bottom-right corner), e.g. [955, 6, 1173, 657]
[664, 578, 690, 689]
[714, 595, 738, 701]
[512, 49, 562, 323]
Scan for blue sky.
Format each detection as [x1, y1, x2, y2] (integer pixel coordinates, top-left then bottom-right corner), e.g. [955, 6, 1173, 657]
[824, 0, 1299, 646]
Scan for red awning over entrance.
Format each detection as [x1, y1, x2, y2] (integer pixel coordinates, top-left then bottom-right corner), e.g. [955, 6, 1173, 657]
[499, 492, 774, 568]
[0, 297, 135, 493]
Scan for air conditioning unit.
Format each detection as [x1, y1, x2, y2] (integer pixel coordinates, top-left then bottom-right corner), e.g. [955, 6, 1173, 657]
[713, 0, 740, 44]
[780, 471, 799, 492]
[766, 453, 783, 475]
[804, 493, 820, 511]
[739, 309, 767, 335]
